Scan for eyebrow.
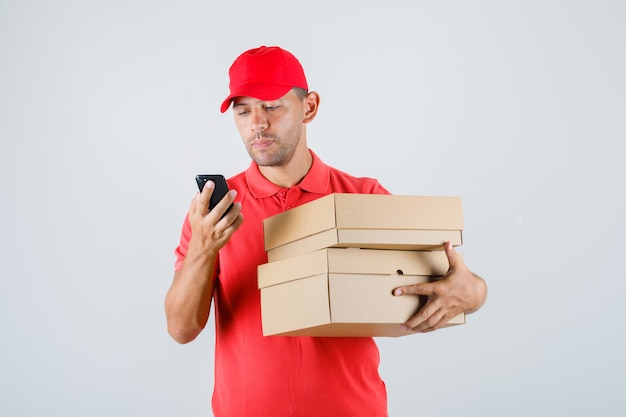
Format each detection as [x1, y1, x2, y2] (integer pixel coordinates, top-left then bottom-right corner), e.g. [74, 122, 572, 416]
[233, 99, 283, 109]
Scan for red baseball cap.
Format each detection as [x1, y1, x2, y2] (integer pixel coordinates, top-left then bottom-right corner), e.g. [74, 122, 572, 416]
[220, 46, 308, 113]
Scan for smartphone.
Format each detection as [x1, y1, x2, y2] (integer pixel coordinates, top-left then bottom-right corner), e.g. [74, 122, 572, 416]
[195, 174, 233, 217]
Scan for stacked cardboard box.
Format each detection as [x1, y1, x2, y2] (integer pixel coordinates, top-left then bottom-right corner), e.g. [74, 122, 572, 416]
[257, 193, 466, 337]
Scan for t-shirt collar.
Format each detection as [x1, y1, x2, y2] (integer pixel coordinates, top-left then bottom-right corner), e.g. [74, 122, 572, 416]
[245, 149, 330, 198]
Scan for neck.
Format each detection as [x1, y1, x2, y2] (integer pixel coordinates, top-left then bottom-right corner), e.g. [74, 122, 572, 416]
[259, 145, 313, 188]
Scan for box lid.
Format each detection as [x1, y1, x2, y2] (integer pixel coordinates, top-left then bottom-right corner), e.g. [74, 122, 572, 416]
[263, 194, 463, 251]
[258, 248, 450, 289]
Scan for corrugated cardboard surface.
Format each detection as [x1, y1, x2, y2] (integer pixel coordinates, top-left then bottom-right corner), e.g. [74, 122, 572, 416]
[263, 193, 464, 251]
[259, 248, 451, 288]
[258, 248, 465, 337]
[266, 228, 463, 262]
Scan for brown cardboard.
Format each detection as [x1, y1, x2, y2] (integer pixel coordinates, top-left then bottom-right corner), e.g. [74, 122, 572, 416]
[258, 248, 465, 337]
[263, 194, 463, 261]
[267, 228, 463, 262]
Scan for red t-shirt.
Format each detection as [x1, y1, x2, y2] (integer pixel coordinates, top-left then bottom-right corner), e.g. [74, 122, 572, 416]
[174, 150, 391, 417]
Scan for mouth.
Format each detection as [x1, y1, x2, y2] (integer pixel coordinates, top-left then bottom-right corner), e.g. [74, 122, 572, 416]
[250, 135, 276, 150]
[252, 139, 274, 148]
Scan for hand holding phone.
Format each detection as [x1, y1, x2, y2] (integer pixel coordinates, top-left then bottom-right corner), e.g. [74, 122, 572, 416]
[195, 174, 234, 218]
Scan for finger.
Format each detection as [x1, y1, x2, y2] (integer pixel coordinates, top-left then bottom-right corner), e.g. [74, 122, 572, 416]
[393, 281, 436, 297]
[189, 193, 199, 214]
[444, 240, 461, 269]
[415, 312, 448, 333]
[209, 204, 244, 247]
[197, 180, 215, 215]
[211, 189, 238, 220]
[219, 201, 243, 229]
[405, 305, 447, 333]
[220, 203, 244, 235]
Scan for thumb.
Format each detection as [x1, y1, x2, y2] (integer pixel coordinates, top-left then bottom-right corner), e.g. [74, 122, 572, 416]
[444, 241, 461, 269]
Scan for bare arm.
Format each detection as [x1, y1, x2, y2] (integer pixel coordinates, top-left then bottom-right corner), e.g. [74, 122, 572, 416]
[165, 181, 243, 344]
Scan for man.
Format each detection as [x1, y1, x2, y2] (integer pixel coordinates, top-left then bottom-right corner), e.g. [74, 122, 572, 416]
[165, 45, 487, 417]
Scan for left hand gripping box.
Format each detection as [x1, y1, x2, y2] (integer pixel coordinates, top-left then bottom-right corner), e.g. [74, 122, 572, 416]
[257, 248, 465, 337]
[263, 194, 464, 262]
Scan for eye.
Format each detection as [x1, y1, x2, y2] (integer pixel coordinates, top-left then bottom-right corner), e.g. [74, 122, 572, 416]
[263, 101, 280, 111]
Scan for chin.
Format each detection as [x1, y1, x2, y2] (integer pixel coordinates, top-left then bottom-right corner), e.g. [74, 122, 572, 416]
[251, 151, 290, 167]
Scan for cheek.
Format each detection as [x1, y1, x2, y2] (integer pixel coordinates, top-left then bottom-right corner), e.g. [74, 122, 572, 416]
[234, 119, 249, 137]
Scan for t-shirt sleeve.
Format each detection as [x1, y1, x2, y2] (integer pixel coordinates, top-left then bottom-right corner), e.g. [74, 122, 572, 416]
[368, 179, 391, 195]
[173, 214, 192, 272]
[352, 177, 391, 195]
[327, 166, 392, 196]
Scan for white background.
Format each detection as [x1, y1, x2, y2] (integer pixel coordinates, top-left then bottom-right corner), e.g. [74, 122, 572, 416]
[1, 1, 625, 416]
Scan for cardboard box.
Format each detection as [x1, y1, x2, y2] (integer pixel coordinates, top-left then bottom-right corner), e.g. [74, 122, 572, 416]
[258, 248, 465, 337]
[264, 194, 463, 261]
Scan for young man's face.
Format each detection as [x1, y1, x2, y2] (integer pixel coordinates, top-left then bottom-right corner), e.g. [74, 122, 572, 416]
[232, 89, 307, 167]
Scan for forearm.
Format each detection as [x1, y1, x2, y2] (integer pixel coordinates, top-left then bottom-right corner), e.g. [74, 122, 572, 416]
[166, 186, 243, 343]
[165, 243, 217, 344]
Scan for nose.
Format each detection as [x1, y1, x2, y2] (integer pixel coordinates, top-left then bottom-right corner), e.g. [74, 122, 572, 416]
[250, 108, 268, 133]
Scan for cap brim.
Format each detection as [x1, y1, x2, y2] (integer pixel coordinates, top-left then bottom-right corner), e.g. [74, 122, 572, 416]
[220, 83, 292, 113]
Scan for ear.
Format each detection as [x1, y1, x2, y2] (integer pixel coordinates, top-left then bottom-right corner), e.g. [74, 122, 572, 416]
[302, 91, 320, 124]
